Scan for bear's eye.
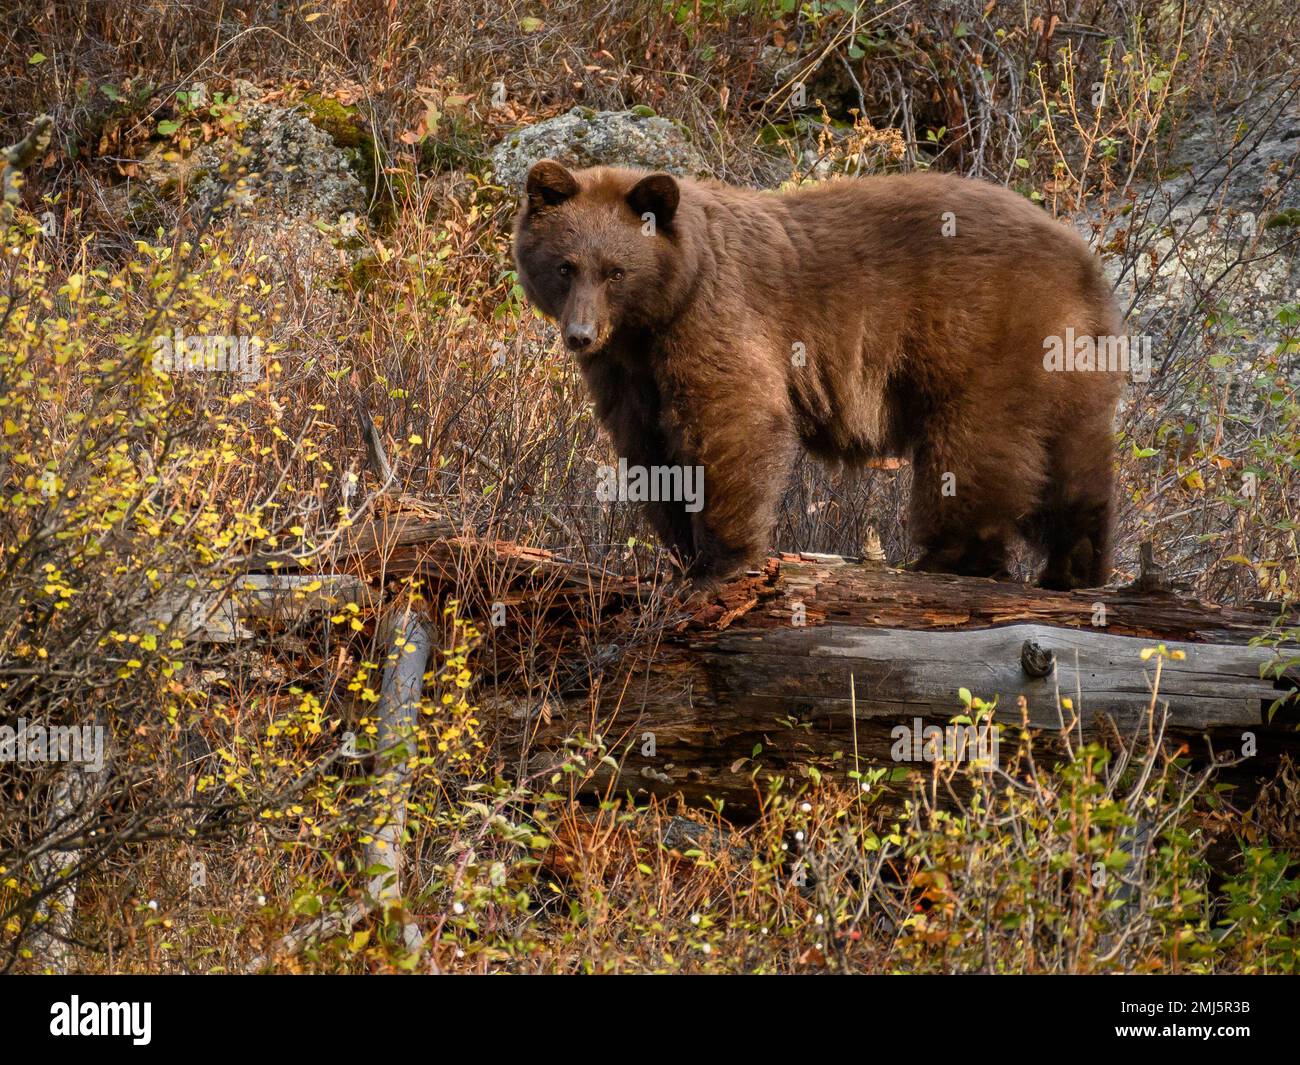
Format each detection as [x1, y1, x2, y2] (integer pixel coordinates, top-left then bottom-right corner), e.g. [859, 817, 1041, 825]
[557, 262, 574, 278]
[607, 268, 625, 282]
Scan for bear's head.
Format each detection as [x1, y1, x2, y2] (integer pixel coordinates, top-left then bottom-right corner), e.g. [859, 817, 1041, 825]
[513, 160, 688, 357]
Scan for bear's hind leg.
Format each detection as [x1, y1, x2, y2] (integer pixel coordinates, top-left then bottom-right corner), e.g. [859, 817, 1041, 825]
[914, 531, 1013, 580]
[908, 431, 1038, 582]
[1032, 425, 1116, 591]
[1035, 491, 1113, 590]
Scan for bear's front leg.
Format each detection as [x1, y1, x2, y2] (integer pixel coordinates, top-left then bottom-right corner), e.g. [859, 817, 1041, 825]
[583, 355, 698, 571]
[680, 403, 799, 589]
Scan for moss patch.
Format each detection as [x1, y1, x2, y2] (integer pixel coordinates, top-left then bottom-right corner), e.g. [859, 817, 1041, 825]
[1264, 208, 1300, 230]
[300, 92, 383, 216]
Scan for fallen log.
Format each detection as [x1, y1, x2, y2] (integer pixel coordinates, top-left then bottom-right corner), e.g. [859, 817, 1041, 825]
[465, 550, 1300, 811]
[222, 518, 1300, 812]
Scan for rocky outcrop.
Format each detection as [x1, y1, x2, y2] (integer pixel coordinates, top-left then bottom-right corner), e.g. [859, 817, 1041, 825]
[1090, 84, 1300, 387]
[109, 81, 371, 296]
[190, 83, 368, 226]
[489, 106, 706, 190]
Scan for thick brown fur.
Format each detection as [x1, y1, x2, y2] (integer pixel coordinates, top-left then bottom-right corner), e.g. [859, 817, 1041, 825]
[513, 160, 1125, 589]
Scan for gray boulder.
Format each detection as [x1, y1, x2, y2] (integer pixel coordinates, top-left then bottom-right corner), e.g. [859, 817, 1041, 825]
[1085, 85, 1300, 400]
[489, 106, 707, 191]
[190, 81, 367, 225]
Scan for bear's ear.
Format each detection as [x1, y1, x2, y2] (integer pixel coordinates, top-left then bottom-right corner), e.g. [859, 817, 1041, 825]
[627, 172, 679, 230]
[525, 160, 579, 211]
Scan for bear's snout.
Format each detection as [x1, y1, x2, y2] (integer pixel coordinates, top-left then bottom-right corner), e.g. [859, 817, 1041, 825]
[564, 321, 598, 352]
[562, 282, 607, 353]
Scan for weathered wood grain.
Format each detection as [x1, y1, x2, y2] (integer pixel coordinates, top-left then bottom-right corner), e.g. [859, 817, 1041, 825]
[188, 518, 1300, 810]
[495, 553, 1298, 810]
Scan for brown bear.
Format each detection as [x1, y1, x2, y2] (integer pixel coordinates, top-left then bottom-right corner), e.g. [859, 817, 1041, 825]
[512, 159, 1125, 589]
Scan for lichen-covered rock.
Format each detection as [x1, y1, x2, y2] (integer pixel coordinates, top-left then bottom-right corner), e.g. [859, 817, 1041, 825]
[1165, 91, 1300, 215]
[190, 82, 367, 224]
[175, 83, 372, 293]
[1087, 87, 1300, 388]
[489, 106, 707, 190]
[1081, 84, 1299, 459]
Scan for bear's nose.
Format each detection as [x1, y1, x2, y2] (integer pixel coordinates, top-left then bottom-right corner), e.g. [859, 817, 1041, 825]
[564, 323, 596, 351]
